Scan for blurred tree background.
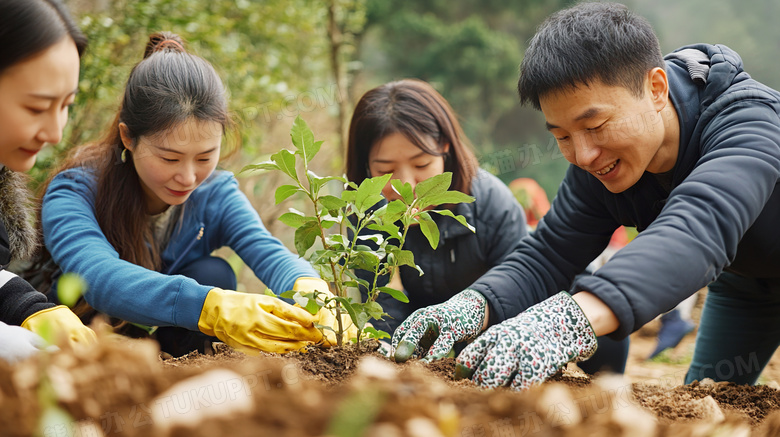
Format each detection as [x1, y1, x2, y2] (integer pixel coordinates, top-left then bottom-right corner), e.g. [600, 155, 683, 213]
[54, 0, 780, 199]
[48, 0, 780, 288]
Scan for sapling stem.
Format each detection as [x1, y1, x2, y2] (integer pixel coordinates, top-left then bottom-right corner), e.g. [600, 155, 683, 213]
[243, 116, 474, 350]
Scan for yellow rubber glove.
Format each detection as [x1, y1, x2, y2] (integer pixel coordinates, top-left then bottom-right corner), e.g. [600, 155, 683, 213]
[21, 305, 98, 351]
[197, 288, 323, 355]
[293, 277, 359, 347]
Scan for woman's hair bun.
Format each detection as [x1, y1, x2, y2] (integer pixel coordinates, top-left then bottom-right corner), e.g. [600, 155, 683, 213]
[143, 31, 185, 59]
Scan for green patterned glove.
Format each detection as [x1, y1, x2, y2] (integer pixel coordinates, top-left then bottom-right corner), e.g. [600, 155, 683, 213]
[454, 291, 598, 390]
[392, 289, 487, 362]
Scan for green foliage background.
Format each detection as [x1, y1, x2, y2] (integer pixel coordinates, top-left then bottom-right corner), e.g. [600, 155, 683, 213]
[35, 0, 779, 293]
[36, 0, 337, 186]
[53, 0, 780, 203]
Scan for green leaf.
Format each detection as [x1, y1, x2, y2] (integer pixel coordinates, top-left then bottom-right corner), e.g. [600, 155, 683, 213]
[294, 221, 320, 255]
[357, 233, 384, 245]
[378, 286, 409, 303]
[275, 184, 300, 204]
[342, 280, 360, 289]
[314, 322, 336, 333]
[325, 234, 348, 249]
[240, 161, 280, 174]
[310, 249, 338, 265]
[308, 171, 346, 194]
[304, 297, 321, 315]
[319, 195, 347, 211]
[389, 249, 415, 268]
[341, 190, 356, 204]
[279, 290, 297, 299]
[354, 306, 371, 329]
[417, 211, 440, 249]
[350, 250, 380, 271]
[416, 191, 475, 210]
[364, 301, 384, 319]
[415, 172, 452, 199]
[263, 289, 276, 297]
[355, 173, 392, 213]
[321, 220, 337, 230]
[362, 326, 390, 340]
[430, 209, 476, 233]
[386, 248, 423, 276]
[57, 273, 87, 308]
[278, 211, 308, 228]
[391, 179, 414, 204]
[290, 116, 322, 164]
[366, 223, 402, 241]
[292, 291, 321, 315]
[344, 270, 370, 291]
[314, 264, 335, 282]
[334, 296, 359, 327]
[271, 149, 298, 181]
[382, 199, 407, 224]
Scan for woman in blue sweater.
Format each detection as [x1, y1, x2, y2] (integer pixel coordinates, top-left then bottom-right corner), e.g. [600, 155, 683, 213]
[31, 32, 338, 357]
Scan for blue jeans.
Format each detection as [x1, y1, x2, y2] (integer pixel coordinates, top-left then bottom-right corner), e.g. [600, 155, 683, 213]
[155, 256, 237, 357]
[685, 272, 780, 385]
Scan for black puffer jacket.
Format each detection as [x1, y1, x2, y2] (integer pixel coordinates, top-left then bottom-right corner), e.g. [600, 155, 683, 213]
[356, 169, 527, 335]
[469, 44, 780, 339]
[0, 167, 53, 325]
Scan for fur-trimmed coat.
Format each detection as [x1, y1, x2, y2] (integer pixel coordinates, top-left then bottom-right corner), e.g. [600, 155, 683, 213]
[0, 166, 53, 325]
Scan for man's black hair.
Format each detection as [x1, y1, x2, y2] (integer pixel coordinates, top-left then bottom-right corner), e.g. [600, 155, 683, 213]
[518, 2, 664, 110]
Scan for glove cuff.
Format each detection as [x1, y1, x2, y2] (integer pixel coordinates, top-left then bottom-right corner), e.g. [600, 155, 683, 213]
[451, 288, 487, 306]
[550, 291, 599, 362]
[197, 288, 226, 336]
[21, 305, 73, 330]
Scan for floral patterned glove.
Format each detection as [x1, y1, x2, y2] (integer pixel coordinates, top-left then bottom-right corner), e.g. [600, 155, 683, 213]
[454, 291, 598, 390]
[392, 289, 487, 362]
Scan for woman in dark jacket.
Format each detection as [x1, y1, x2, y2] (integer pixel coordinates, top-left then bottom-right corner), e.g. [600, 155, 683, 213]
[0, 0, 96, 363]
[346, 79, 527, 348]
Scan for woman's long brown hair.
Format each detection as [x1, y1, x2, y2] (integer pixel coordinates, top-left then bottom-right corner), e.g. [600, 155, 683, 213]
[27, 32, 235, 320]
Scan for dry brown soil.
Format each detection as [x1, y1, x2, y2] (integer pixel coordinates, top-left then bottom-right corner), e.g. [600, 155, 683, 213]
[2, 290, 780, 437]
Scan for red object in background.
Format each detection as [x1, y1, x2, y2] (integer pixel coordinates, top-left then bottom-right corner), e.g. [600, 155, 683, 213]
[508, 177, 631, 250]
[508, 178, 550, 228]
[609, 225, 629, 248]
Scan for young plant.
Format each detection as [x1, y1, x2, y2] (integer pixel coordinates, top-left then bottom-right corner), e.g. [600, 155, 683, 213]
[242, 116, 475, 346]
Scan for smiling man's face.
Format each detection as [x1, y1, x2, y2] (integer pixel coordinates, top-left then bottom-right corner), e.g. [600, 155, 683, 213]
[540, 69, 679, 193]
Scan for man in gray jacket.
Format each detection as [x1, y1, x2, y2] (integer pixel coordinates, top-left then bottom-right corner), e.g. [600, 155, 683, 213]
[392, 1, 780, 389]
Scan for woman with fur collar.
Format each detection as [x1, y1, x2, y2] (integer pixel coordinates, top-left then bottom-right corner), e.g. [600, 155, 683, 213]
[0, 0, 96, 363]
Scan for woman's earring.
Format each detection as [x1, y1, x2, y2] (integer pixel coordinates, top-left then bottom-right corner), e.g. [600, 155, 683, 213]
[121, 148, 128, 163]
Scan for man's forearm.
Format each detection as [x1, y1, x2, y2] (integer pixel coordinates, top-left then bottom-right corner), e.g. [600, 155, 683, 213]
[572, 291, 619, 336]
